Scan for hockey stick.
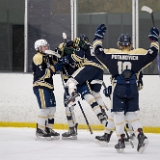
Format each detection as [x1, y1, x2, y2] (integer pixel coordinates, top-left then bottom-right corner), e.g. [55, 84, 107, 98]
[77, 101, 93, 134]
[44, 50, 61, 58]
[141, 6, 155, 27]
[141, 6, 160, 76]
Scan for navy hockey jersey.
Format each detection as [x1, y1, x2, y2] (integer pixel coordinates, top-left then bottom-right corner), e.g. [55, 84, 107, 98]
[32, 52, 54, 89]
[93, 40, 159, 77]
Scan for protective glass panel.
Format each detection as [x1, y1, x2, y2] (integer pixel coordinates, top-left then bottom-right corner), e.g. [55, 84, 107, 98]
[77, 0, 132, 74]
[0, 0, 25, 72]
[27, 0, 71, 72]
[139, 0, 160, 74]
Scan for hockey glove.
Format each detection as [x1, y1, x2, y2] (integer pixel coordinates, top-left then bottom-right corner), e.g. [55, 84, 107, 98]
[103, 86, 112, 98]
[58, 55, 69, 65]
[55, 48, 62, 56]
[94, 24, 107, 40]
[138, 79, 143, 91]
[54, 63, 63, 72]
[48, 55, 54, 65]
[148, 27, 159, 41]
[64, 90, 79, 106]
[64, 47, 75, 56]
[74, 37, 89, 50]
[44, 56, 52, 68]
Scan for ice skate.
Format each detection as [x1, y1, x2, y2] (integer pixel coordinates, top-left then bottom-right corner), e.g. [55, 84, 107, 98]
[137, 128, 149, 154]
[35, 128, 52, 141]
[124, 133, 136, 143]
[62, 123, 78, 140]
[115, 134, 125, 153]
[95, 131, 113, 147]
[45, 127, 60, 140]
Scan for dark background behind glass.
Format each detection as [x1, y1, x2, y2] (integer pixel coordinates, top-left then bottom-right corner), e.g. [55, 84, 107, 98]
[0, 0, 160, 74]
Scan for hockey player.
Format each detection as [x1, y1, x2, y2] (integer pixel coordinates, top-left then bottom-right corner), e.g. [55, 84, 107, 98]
[92, 24, 159, 153]
[32, 39, 61, 140]
[57, 36, 108, 139]
[56, 40, 80, 139]
[95, 72, 143, 145]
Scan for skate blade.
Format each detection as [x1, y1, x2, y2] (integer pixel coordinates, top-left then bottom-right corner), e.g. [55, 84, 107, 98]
[138, 139, 149, 154]
[35, 136, 52, 141]
[51, 136, 60, 140]
[94, 139, 108, 147]
[62, 136, 77, 140]
[116, 148, 125, 153]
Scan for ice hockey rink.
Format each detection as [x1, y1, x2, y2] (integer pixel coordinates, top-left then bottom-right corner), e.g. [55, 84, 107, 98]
[0, 127, 160, 160]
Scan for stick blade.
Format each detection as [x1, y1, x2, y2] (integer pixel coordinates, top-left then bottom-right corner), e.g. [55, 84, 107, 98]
[62, 32, 67, 40]
[44, 50, 61, 58]
[141, 6, 153, 14]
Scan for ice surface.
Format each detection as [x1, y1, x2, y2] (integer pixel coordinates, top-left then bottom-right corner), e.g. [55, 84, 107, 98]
[0, 127, 160, 160]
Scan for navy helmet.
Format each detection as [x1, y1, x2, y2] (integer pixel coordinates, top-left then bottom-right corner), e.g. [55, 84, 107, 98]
[79, 34, 89, 42]
[118, 34, 131, 46]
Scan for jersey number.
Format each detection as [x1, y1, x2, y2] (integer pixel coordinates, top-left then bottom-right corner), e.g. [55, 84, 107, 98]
[117, 61, 132, 74]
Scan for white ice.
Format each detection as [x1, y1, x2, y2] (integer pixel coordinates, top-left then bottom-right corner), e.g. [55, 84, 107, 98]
[0, 127, 160, 160]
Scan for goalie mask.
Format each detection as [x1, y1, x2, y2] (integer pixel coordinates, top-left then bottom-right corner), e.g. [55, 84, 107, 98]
[34, 39, 49, 52]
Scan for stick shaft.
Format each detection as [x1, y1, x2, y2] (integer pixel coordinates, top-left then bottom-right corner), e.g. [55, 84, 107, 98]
[151, 13, 155, 27]
[78, 101, 93, 134]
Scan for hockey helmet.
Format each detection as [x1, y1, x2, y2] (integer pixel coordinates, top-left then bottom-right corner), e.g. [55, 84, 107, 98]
[118, 34, 131, 46]
[79, 34, 89, 42]
[66, 40, 74, 47]
[34, 39, 49, 51]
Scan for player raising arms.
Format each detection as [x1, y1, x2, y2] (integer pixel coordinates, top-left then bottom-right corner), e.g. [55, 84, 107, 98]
[92, 24, 159, 153]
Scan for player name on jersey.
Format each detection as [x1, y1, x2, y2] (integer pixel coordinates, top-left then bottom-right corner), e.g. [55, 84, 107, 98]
[111, 55, 138, 60]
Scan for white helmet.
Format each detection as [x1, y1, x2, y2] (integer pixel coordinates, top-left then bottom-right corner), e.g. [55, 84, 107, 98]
[34, 39, 49, 51]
